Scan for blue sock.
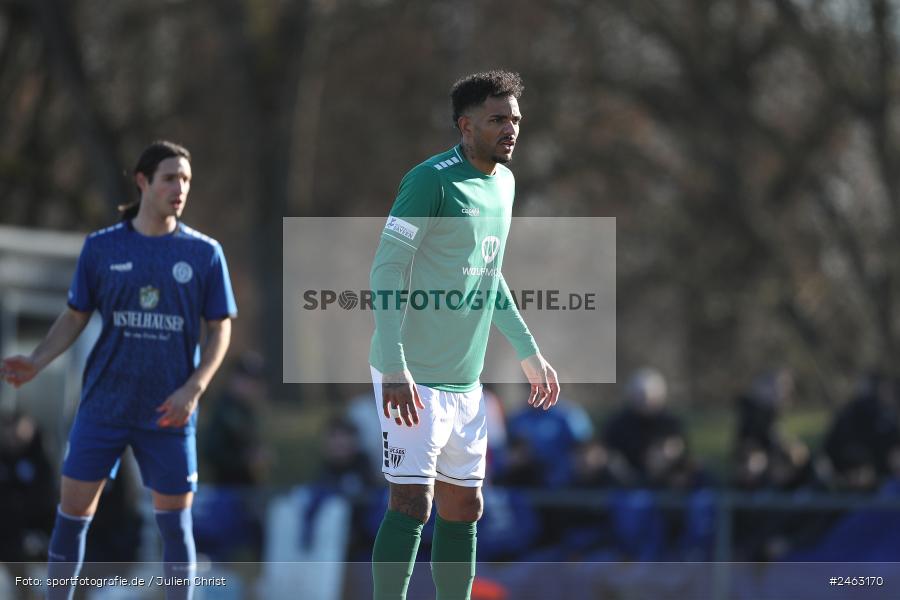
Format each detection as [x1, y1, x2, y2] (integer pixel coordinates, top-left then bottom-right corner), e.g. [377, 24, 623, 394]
[47, 507, 92, 600]
[155, 509, 197, 600]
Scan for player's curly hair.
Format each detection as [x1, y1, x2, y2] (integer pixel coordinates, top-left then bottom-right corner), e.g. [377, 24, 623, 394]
[118, 140, 191, 220]
[450, 70, 524, 130]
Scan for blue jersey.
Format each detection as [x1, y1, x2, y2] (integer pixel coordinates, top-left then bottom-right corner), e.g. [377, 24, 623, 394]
[67, 220, 237, 432]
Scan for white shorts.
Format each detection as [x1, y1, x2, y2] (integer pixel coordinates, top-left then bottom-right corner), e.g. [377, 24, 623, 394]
[371, 366, 487, 488]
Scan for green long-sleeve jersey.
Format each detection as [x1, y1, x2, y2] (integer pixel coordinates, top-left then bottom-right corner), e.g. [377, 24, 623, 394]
[369, 144, 539, 392]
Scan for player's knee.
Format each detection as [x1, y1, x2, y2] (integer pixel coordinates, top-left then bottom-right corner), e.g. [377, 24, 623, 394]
[440, 490, 483, 522]
[155, 508, 195, 546]
[461, 492, 484, 522]
[389, 483, 433, 523]
[59, 477, 105, 517]
[59, 493, 100, 518]
[58, 502, 96, 519]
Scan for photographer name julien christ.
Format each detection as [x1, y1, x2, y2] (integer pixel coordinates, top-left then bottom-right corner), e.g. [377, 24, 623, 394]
[155, 576, 227, 586]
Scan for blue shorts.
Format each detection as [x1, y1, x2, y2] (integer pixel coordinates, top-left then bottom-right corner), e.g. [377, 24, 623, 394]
[62, 414, 198, 494]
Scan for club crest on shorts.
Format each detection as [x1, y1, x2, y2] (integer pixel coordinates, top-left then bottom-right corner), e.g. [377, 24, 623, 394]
[139, 285, 160, 310]
[388, 446, 406, 469]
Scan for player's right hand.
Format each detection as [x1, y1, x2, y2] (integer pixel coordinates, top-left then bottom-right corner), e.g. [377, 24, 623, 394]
[381, 370, 425, 427]
[521, 353, 560, 411]
[0, 355, 39, 388]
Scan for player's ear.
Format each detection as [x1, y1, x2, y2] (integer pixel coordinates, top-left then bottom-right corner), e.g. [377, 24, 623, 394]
[135, 172, 149, 193]
[457, 114, 472, 137]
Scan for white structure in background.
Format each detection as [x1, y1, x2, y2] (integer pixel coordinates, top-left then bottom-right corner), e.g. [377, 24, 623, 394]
[258, 486, 351, 600]
[0, 225, 100, 462]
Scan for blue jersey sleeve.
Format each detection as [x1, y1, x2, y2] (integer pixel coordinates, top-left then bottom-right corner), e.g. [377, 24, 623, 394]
[204, 243, 237, 320]
[67, 238, 96, 312]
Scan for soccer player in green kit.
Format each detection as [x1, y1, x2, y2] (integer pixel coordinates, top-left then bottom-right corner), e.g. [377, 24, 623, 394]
[369, 70, 560, 600]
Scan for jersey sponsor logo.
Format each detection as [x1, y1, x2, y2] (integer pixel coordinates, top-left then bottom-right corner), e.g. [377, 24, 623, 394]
[462, 207, 480, 216]
[109, 261, 133, 272]
[462, 266, 500, 277]
[172, 261, 193, 284]
[139, 285, 160, 310]
[113, 311, 185, 332]
[385, 216, 419, 241]
[481, 236, 501, 264]
[388, 446, 406, 469]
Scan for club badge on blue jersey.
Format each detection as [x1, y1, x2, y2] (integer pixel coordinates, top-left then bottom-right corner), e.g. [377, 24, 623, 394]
[172, 261, 193, 284]
[140, 285, 160, 310]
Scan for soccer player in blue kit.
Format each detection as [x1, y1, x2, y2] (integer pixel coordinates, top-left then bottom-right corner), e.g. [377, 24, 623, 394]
[1, 141, 236, 600]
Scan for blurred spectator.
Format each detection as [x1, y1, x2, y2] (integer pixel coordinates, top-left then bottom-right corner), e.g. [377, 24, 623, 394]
[822, 373, 900, 490]
[735, 369, 795, 452]
[0, 411, 54, 562]
[599, 369, 716, 561]
[492, 433, 546, 488]
[732, 369, 815, 491]
[476, 487, 541, 561]
[570, 438, 625, 489]
[192, 485, 264, 562]
[315, 416, 379, 563]
[497, 394, 593, 489]
[496, 395, 593, 550]
[195, 352, 271, 562]
[548, 438, 621, 559]
[201, 351, 272, 486]
[602, 368, 691, 488]
[773, 376, 900, 563]
[731, 370, 829, 561]
[345, 391, 386, 484]
[316, 416, 377, 495]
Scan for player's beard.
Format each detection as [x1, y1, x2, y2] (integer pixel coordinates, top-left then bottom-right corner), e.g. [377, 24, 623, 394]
[470, 132, 514, 165]
[492, 137, 515, 164]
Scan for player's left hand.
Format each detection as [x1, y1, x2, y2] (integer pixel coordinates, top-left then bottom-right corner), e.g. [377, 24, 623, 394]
[1, 355, 39, 388]
[521, 353, 560, 410]
[156, 382, 202, 428]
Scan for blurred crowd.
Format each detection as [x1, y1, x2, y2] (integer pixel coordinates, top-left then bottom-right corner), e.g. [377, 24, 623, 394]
[333, 366, 900, 566]
[5, 362, 900, 570]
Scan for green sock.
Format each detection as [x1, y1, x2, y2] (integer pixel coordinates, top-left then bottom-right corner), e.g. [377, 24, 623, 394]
[430, 515, 477, 600]
[372, 509, 424, 600]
